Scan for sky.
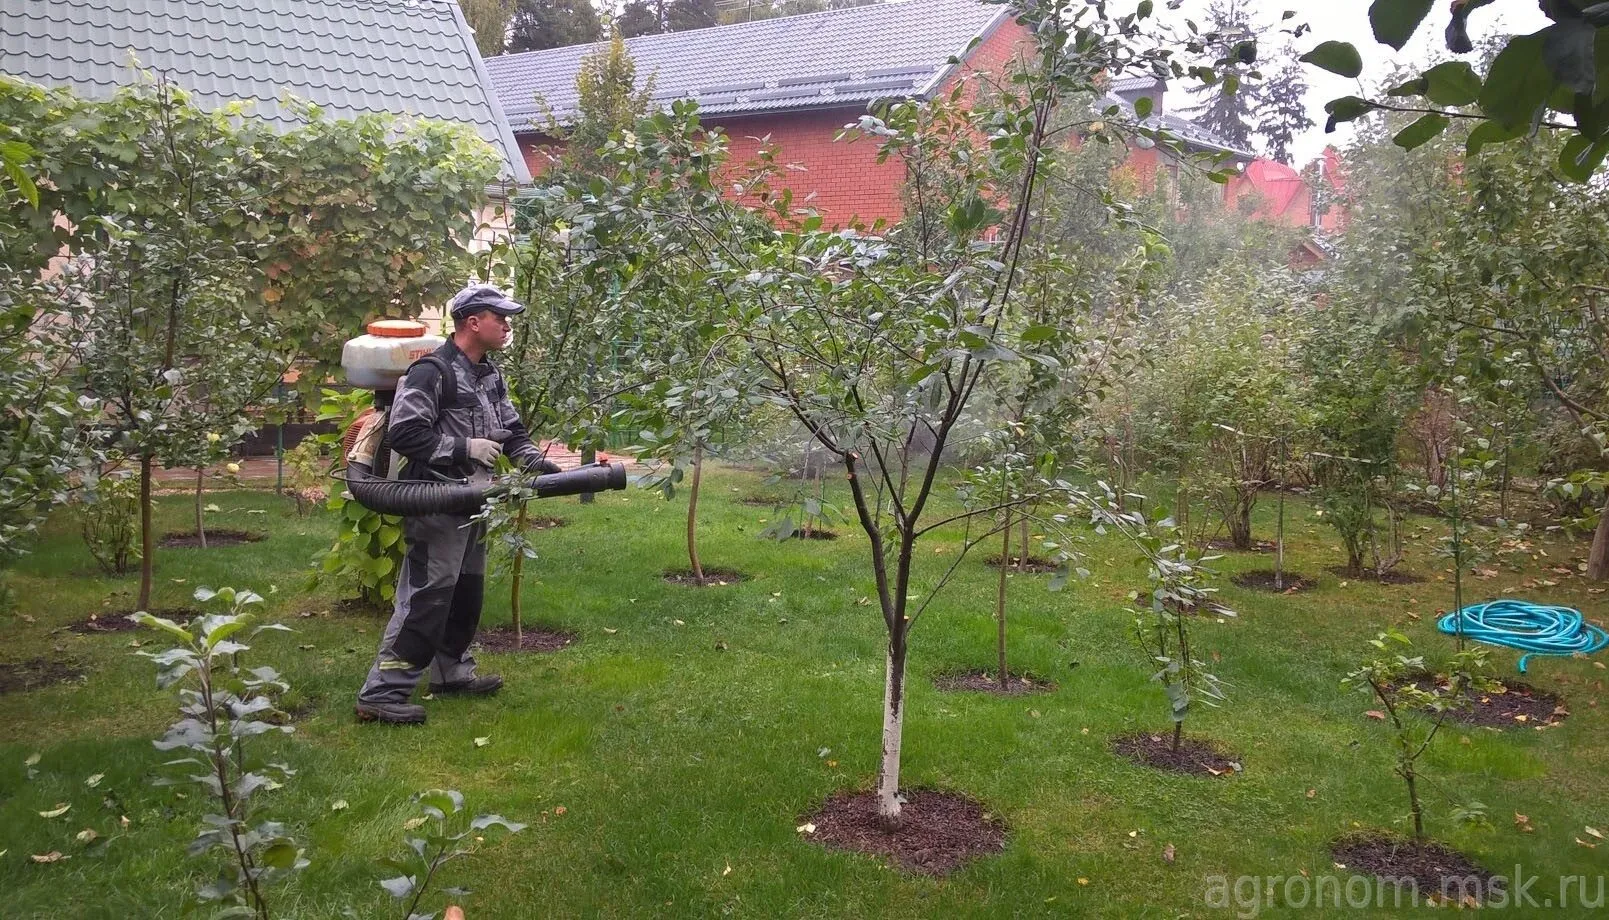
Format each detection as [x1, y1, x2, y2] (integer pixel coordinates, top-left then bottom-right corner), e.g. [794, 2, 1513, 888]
[1164, 0, 1550, 164]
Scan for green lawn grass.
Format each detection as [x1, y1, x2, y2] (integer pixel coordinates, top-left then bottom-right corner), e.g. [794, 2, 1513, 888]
[2, 467, 1607, 918]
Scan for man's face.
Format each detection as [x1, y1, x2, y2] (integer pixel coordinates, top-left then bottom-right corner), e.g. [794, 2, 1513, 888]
[465, 311, 512, 351]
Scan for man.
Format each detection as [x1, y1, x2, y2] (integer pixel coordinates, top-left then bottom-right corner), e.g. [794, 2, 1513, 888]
[356, 284, 563, 724]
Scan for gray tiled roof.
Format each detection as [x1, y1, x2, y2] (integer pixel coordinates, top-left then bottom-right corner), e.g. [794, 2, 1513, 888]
[484, 0, 1010, 131]
[1098, 77, 1253, 160]
[0, 0, 530, 182]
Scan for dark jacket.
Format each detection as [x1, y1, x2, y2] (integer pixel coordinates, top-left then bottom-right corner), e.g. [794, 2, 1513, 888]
[387, 340, 555, 481]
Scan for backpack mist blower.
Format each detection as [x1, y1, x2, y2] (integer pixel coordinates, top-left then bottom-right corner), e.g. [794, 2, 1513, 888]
[335, 319, 626, 516]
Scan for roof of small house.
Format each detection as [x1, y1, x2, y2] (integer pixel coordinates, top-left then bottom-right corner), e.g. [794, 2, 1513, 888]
[1098, 76, 1254, 160]
[0, 0, 530, 183]
[484, 0, 1012, 131]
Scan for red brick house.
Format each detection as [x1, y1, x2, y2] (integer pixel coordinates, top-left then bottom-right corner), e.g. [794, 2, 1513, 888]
[487, 0, 1259, 228]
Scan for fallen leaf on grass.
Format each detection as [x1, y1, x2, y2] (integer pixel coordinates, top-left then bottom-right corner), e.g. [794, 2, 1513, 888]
[85, 774, 103, 788]
[1364, 711, 1386, 720]
[473, 736, 491, 748]
[796, 823, 816, 834]
[403, 816, 429, 831]
[1306, 788, 1317, 799]
[1077, 878, 1089, 886]
[1576, 838, 1597, 849]
[39, 803, 69, 819]
[603, 627, 618, 635]
[330, 800, 349, 811]
[554, 806, 567, 816]
[672, 619, 685, 627]
[1514, 813, 1533, 833]
[31, 851, 66, 863]
[1587, 826, 1605, 840]
[74, 829, 98, 845]
[1162, 843, 1175, 864]
[722, 863, 732, 877]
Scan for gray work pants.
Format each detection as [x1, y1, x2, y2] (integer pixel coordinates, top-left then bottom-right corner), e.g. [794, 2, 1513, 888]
[357, 512, 486, 704]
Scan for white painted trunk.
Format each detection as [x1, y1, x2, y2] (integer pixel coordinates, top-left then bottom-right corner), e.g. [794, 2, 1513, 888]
[877, 638, 906, 824]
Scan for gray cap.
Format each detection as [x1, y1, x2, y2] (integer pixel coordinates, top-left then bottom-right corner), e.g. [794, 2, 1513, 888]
[448, 284, 526, 319]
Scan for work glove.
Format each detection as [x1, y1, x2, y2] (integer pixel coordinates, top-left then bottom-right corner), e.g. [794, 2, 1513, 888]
[467, 438, 503, 467]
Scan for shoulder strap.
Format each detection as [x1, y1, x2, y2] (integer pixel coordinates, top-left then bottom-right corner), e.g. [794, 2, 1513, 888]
[407, 354, 458, 408]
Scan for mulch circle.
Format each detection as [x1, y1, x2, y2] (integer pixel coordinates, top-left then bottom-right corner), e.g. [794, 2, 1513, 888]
[159, 529, 264, 548]
[803, 788, 1007, 876]
[66, 614, 141, 634]
[521, 516, 568, 531]
[933, 670, 1056, 695]
[1399, 676, 1569, 728]
[1331, 833, 1491, 900]
[1231, 569, 1317, 593]
[740, 496, 782, 507]
[1325, 565, 1425, 585]
[474, 626, 578, 654]
[1207, 539, 1278, 553]
[0, 657, 84, 695]
[663, 567, 750, 587]
[71, 607, 199, 633]
[982, 554, 1059, 574]
[786, 529, 839, 541]
[1112, 732, 1241, 776]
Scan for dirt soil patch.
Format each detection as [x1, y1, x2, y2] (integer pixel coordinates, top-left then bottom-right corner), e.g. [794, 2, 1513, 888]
[1331, 833, 1491, 901]
[474, 626, 578, 654]
[740, 496, 783, 507]
[74, 607, 200, 633]
[0, 657, 83, 695]
[786, 529, 839, 541]
[1232, 569, 1317, 593]
[1112, 732, 1240, 776]
[663, 568, 750, 587]
[933, 670, 1056, 695]
[1326, 565, 1425, 585]
[1400, 676, 1569, 728]
[159, 529, 264, 548]
[521, 516, 568, 532]
[1207, 539, 1278, 553]
[803, 788, 1007, 876]
[982, 554, 1059, 574]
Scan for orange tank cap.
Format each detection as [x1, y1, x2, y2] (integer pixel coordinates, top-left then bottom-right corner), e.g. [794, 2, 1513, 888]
[367, 319, 430, 338]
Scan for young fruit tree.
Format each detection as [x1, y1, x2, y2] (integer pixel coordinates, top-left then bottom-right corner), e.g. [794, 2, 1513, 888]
[43, 80, 292, 610]
[565, 0, 1226, 826]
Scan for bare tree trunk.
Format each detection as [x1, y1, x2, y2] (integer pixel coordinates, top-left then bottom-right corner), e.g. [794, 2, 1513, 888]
[1404, 767, 1425, 841]
[1017, 515, 1030, 572]
[996, 513, 1011, 690]
[138, 454, 154, 611]
[194, 467, 206, 550]
[511, 502, 528, 647]
[1588, 491, 1609, 581]
[1275, 446, 1287, 591]
[687, 444, 705, 585]
[877, 628, 909, 829]
[1172, 719, 1183, 754]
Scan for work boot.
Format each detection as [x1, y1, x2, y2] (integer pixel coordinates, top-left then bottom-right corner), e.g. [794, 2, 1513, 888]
[429, 674, 504, 696]
[355, 701, 426, 724]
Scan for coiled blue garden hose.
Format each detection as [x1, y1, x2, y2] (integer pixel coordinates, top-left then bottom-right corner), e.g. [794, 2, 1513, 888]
[1437, 599, 1609, 674]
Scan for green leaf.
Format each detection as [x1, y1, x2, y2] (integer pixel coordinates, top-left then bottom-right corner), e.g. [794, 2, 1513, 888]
[1302, 41, 1363, 79]
[1541, 19, 1597, 95]
[1370, 0, 1435, 51]
[1466, 119, 1525, 155]
[1323, 96, 1377, 132]
[261, 841, 299, 869]
[1478, 33, 1557, 128]
[1446, 0, 1496, 53]
[1393, 113, 1450, 150]
[1558, 133, 1609, 181]
[1134, 95, 1153, 118]
[1422, 61, 1483, 106]
[379, 875, 416, 899]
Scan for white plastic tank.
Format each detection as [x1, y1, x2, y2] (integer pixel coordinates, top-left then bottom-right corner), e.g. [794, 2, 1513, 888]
[342, 320, 445, 390]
